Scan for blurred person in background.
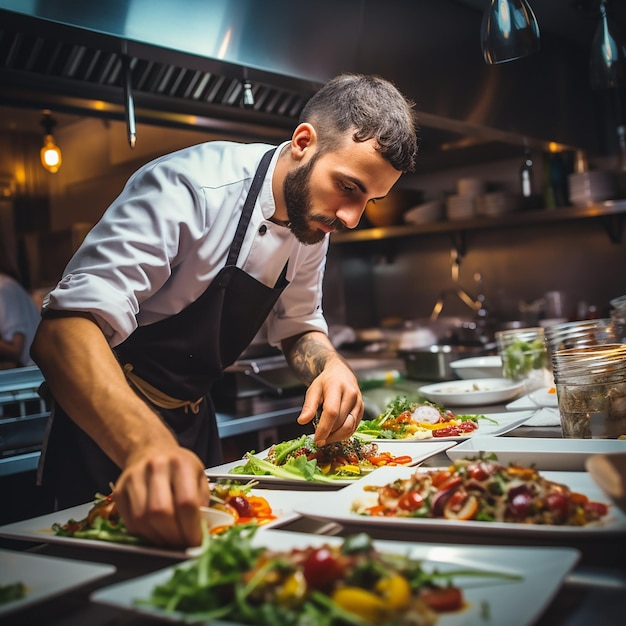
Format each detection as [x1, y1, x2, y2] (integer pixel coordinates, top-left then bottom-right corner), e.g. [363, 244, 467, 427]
[0, 248, 40, 369]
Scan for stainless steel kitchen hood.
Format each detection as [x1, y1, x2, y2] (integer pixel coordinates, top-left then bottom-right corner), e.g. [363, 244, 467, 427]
[0, 1, 614, 159]
[0, 3, 326, 141]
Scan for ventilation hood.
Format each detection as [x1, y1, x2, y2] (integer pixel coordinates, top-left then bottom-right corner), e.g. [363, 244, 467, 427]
[0, 1, 612, 163]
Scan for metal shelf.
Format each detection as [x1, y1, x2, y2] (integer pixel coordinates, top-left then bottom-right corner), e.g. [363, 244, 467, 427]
[331, 199, 626, 246]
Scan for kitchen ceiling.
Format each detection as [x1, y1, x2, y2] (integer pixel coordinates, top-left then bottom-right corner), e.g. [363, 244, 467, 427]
[0, 1, 623, 162]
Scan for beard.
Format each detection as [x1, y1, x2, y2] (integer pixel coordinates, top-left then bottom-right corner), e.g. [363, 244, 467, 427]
[283, 155, 347, 245]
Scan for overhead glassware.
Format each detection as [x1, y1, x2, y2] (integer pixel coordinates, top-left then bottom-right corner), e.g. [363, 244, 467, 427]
[481, 0, 540, 64]
[590, 0, 626, 90]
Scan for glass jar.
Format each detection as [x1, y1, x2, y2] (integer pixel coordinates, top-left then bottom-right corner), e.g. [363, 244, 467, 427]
[544, 318, 621, 364]
[552, 344, 626, 439]
[495, 327, 551, 393]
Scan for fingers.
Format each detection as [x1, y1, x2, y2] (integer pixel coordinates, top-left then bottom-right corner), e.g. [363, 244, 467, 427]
[313, 398, 363, 447]
[112, 449, 208, 548]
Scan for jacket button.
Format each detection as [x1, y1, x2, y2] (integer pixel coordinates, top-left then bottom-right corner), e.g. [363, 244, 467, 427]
[259, 224, 267, 235]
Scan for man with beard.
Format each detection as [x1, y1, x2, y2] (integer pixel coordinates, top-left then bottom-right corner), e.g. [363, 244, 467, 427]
[31, 73, 418, 548]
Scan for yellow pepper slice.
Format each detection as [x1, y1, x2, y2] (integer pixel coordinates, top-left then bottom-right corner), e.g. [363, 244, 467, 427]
[338, 464, 361, 474]
[331, 587, 388, 623]
[375, 574, 411, 609]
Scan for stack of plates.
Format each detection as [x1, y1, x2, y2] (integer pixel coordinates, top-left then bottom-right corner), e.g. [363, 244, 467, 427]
[568, 171, 616, 206]
[404, 200, 444, 225]
[475, 192, 522, 217]
[445, 194, 476, 220]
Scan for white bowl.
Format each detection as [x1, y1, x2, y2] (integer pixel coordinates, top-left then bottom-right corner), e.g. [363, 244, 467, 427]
[449, 355, 503, 379]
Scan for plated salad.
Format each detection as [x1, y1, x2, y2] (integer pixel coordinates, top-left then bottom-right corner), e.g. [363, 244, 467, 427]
[137, 524, 513, 625]
[353, 456, 610, 526]
[356, 396, 495, 440]
[229, 434, 413, 483]
[52, 481, 275, 545]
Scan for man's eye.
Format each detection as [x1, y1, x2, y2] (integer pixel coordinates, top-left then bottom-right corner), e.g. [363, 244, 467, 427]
[339, 182, 355, 192]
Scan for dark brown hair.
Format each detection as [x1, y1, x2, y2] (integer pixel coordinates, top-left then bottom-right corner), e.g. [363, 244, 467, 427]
[299, 73, 419, 173]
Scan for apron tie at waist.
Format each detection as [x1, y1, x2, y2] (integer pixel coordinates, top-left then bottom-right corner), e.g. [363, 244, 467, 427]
[122, 363, 204, 414]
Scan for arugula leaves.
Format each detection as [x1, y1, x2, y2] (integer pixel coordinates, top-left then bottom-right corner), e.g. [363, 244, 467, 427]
[230, 451, 339, 483]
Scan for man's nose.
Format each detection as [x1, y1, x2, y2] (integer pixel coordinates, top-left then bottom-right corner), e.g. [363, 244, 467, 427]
[336, 203, 367, 230]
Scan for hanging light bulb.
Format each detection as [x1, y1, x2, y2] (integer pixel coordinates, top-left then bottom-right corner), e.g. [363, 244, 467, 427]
[481, 0, 540, 64]
[40, 111, 62, 173]
[590, 0, 626, 90]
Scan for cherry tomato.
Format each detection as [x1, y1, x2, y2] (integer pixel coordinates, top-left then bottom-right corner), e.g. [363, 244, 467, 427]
[419, 587, 463, 612]
[437, 476, 463, 491]
[584, 501, 609, 517]
[226, 495, 253, 518]
[466, 461, 493, 481]
[508, 491, 533, 520]
[431, 470, 452, 487]
[398, 491, 424, 511]
[302, 547, 345, 590]
[545, 492, 570, 521]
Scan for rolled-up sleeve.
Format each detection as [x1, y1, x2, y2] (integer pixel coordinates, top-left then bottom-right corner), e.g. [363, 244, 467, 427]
[266, 236, 329, 346]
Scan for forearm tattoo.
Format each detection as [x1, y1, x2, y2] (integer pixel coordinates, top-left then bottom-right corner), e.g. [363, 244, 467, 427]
[288, 334, 336, 385]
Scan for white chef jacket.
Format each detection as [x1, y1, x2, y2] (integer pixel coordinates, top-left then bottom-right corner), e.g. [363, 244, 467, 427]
[42, 141, 329, 348]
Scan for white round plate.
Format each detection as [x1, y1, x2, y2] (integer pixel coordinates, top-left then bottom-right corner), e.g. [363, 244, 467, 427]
[449, 355, 502, 379]
[419, 378, 525, 406]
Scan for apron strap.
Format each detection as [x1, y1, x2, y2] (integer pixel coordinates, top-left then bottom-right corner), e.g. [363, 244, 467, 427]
[122, 363, 204, 414]
[226, 148, 277, 267]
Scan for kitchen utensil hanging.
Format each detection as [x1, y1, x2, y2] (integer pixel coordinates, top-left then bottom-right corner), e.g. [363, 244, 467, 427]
[430, 248, 482, 320]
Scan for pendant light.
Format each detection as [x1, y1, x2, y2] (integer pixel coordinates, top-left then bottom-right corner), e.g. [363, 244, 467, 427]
[481, 0, 540, 64]
[590, 0, 626, 90]
[40, 111, 62, 173]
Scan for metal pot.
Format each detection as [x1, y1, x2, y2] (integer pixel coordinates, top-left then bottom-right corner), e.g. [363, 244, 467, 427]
[399, 344, 487, 382]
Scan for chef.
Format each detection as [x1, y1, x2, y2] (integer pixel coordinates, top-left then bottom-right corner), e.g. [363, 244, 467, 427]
[31, 73, 418, 547]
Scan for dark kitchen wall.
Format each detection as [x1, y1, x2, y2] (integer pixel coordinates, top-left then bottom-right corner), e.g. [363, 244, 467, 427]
[330, 219, 625, 331]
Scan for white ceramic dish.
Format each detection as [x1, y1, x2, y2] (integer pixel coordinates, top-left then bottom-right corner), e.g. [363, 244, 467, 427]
[199, 506, 236, 531]
[446, 436, 626, 471]
[205, 441, 455, 487]
[90, 528, 580, 626]
[357, 411, 533, 442]
[507, 386, 559, 410]
[0, 548, 115, 617]
[0, 488, 307, 558]
[294, 466, 626, 537]
[449, 355, 503, 379]
[419, 378, 525, 406]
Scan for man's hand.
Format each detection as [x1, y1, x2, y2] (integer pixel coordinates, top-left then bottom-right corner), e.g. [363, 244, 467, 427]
[112, 444, 210, 548]
[282, 331, 363, 446]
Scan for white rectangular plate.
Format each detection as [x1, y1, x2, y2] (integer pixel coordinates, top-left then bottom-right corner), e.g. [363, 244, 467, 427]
[0, 548, 115, 617]
[357, 411, 534, 442]
[446, 436, 626, 471]
[205, 440, 456, 487]
[90, 528, 580, 626]
[507, 387, 559, 410]
[0, 488, 309, 559]
[294, 466, 626, 537]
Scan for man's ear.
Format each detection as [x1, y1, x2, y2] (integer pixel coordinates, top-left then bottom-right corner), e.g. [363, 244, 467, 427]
[291, 123, 317, 161]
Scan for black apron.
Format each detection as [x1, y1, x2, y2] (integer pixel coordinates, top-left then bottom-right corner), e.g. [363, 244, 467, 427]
[40, 148, 288, 508]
